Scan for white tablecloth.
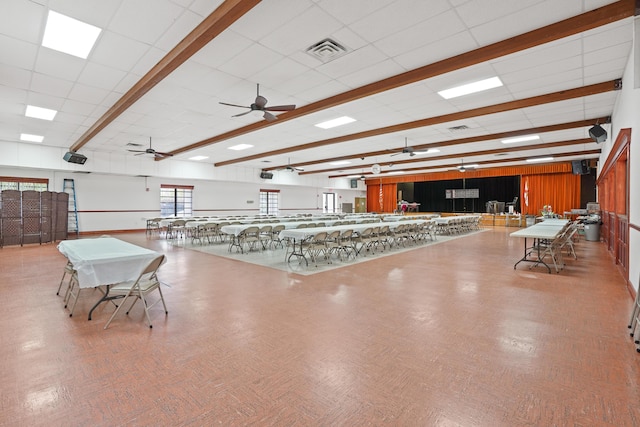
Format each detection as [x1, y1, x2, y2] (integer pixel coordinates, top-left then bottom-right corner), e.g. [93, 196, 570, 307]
[58, 237, 162, 288]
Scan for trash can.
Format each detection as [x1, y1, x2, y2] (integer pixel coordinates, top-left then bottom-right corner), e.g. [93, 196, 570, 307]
[584, 223, 600, 241]
[525, 215, 535, 227]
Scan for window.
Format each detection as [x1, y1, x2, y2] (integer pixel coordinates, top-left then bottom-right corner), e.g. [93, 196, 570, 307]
[323, 192, 336, 213]
[160, 184, 193, 217]
[0, 177, 48, 191]
[259, 189, 279, 215]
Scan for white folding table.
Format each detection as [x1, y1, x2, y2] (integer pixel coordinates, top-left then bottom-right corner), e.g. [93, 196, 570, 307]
[58, 237, 162, 319]
[510, 220, 568, 273]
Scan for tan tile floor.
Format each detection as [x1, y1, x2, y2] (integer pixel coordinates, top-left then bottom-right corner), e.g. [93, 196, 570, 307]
[1, 228, 638, 426]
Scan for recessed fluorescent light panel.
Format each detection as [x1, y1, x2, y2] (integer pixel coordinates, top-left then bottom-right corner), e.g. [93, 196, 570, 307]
[228, 144, 253, 151]
[25, 105, 57, 121]
[416, 148, 440, 154]
[501, 135, 540, 144]
[42, 11, 101, 59]
[20, 133, 44, 143]
[526, 157, 554, 163]
[438, 77, 503, 99]
[315, 116, 356, 129]
[189, 156, 208, 161]
[330, 160, 351, 166]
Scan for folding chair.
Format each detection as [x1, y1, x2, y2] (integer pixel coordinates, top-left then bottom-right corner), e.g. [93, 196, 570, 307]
[104, 255, 168, 329]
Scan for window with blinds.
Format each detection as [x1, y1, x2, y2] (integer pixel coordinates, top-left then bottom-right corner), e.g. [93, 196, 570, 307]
[0, 177, 48, 192]
[160, 184, 193, 217]
[259, 189, 279, 215]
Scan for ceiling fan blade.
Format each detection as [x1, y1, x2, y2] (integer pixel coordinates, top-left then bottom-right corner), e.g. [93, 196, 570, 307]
[127, 149, 146, 153]
[219, 102, 249, 109]
[264, 104, 295, 111]
[232, 110, 254, 118]
[134, 152, 145, 156]
[263, 111, 278, 122]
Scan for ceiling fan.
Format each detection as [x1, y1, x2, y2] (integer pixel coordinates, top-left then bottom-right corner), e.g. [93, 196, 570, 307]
[219, 83, 296, 122]
[389, 138, 426, 157]
[127, 137, 173, 158]
[457, 159, 477, 172]
[277, 158, 304, 172]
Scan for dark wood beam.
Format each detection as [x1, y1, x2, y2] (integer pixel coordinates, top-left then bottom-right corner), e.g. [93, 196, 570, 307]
[219, 79, 618, 167]
[328, 150, 601, 179]
[169, 0, 633, 159]
[264, 117, 609, 171]
[301, 138, 594, 175]
[69, 0, 261, 153]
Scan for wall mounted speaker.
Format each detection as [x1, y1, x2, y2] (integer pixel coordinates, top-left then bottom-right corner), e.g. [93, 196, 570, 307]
[588, 124, 607, 143]
[571, 160, 591, 175]
[260, 171, 273, 179]
[63, 151, 87, 164]
[350, 178, 358, 188]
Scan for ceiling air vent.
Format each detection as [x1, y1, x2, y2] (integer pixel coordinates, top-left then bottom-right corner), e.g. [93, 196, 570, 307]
[306, 38, 348, 63]
[448, 125, 469, 132]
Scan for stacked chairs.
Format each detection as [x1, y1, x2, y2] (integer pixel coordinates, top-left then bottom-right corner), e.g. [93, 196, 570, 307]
[559, 222, 579, 260]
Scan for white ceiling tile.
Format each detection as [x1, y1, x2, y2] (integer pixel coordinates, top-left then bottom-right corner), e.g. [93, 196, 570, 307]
[0, 0, 46, 44]
[30, 72, 74, 98]
[91, 30, 154, 72]
[0, 34, 38, 69]
[34, 48, 85, 81]
[108, 0, 184, 45]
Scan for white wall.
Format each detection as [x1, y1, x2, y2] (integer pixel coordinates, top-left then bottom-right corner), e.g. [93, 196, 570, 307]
[603, 18, 640, 292]
[0, 157, 366, 233]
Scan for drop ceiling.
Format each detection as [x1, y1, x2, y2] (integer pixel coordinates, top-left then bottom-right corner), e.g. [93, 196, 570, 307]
[0, 0, 635, 179]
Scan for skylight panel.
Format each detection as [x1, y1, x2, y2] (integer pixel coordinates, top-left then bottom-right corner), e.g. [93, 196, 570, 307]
[438, 77, 503, 99]
[25, 105, 57, 121]
[42, 10, 102, 59]
[315, 116, 356, 129]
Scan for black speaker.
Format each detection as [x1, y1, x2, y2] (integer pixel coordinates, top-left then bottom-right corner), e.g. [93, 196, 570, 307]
[63, 151, 87, 164]
[260, 171, 273, 179]
[572, 160, 590, 175]
[350, 178, 358, 188]
[588, 124, 607, 143]
[580, 159, 590, 174]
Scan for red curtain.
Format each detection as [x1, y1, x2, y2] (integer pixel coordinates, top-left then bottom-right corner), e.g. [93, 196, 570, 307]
[520, 173, 580, 216]
[366, 181, 396, 213]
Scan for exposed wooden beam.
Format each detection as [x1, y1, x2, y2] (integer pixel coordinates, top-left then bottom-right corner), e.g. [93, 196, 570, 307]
[328, 150, 602, 179]
[69, 0, 261, 153]
[301, 138, 594, 175]
[218, 79, 618, 167]
[264, 117, 609, 171]
[168, 0, 633, 159]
